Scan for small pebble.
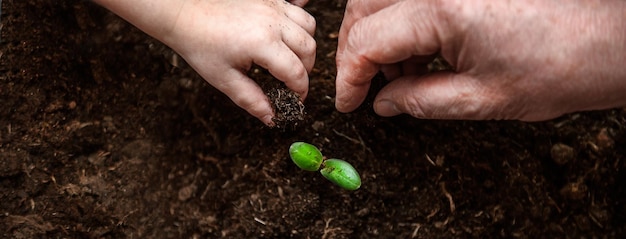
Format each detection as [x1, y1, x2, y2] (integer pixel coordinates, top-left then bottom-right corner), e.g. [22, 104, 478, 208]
[595, 128, 614, 150]
[560, 181, 587, 200]
[550, 143, 575, 165]
[178, 184, 197, 202]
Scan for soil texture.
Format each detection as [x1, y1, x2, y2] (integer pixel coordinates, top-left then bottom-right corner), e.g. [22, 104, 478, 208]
[2, 0, 626, 238]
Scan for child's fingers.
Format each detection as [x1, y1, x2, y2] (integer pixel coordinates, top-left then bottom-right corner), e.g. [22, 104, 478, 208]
[281, 24, 316, 72]
[208, 68, 276, 126]
[252, 42, 310, 100]
[283, 3, 316, 36]
[287, 0, 309, 7]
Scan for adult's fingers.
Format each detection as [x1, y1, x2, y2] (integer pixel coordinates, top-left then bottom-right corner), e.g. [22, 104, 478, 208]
[345, 1, 443, 64]
[336, 0, 444, 112]
[338, 0, 403, 53]
[372, 71, 565, 121]
[253, 42, 310, 100]
[380, 55, 434, 81]
[336, 0, 404, 83]
[373, 72, 506, 120]
[334, 50, 379, 112]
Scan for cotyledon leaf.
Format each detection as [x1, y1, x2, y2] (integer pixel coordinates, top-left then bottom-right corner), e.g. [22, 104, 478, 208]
[289, 142, 324, 171]
[320, 159, 361, 191]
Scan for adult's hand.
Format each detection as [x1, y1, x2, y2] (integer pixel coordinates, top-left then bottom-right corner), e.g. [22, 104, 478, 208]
[335, 0, 626, 121]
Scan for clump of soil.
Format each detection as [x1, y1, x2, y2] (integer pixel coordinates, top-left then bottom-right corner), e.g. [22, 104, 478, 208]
[264, 82, 305, 129]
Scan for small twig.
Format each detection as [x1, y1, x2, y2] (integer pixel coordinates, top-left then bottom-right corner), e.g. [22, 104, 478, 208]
[117, 209, 138, 226]
[426, 207, 439, 220]
[254, 217, 267, 226]
[275, 88, 281, 104]
[440, 182, 456, 214]
[332, 125, 374, 155]
[332, 129, 360, 144]
[411, 223, 422, 238]
[200, 182, 213, 200]
[351, 125, 374, 155]
[424, 154, 436, 166]
[321, 218, 341, 239]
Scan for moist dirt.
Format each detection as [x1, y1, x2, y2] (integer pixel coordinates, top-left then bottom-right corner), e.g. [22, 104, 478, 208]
[1, 0, 626, 238]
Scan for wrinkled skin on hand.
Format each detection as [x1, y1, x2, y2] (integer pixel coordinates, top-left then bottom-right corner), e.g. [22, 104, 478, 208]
[166, 0, 316, 126]
[335, 0, 626, 121]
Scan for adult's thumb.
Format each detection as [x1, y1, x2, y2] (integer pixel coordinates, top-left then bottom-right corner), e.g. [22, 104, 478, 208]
[373, 72, 502, 120]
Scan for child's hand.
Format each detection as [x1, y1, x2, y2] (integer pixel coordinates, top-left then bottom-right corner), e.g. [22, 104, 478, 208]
[166, 0, 316, 126]
[94, 0, 316, 126]
[288, 0, 310, 7]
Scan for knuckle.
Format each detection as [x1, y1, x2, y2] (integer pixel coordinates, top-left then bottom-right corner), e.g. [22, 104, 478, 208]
[435, 0, 462, 18]
[234, 95, 267, 116]
[307, 14, 317, 30]
[304, 38, 317, 57]
[290, 64, 308, 82]
[402, 96, 427, 118]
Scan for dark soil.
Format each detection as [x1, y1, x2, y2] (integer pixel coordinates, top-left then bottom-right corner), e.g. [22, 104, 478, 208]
[2, 0, 626, 238]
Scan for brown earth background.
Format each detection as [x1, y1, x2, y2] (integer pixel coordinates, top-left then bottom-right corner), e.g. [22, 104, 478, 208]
[1, 0, 626, 238]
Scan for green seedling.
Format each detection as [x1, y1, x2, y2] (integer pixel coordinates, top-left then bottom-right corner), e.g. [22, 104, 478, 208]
[320, 159, 361, 191]
[289, 142, 324, 171]
[288, 142, 361, 191]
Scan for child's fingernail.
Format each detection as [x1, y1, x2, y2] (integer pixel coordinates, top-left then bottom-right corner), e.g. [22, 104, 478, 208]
[262, 115, 275, 127]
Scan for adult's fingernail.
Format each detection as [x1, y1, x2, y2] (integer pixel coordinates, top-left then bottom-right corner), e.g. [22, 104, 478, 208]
[335, 98, 346, 112]
[334, 86, 346, 112]
[335, 95, 353, 113]
[374, 100, 400, 117]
